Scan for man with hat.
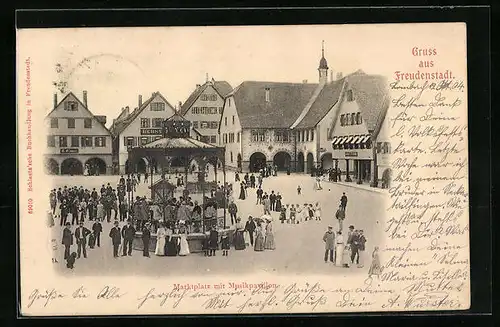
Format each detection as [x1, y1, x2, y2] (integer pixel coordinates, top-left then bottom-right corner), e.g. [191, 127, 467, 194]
[109, 220, 122, 258]
[61, 222, 73, 260]
[121, 219, 136, 256]
[74, 220, 91, 259]
[322, 225, 335, 263]
[141, 222, 151, 258]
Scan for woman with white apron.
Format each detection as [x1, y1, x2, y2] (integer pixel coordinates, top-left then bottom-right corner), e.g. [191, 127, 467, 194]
[335, 231, 345, 266]
[155, 223, 166, 256]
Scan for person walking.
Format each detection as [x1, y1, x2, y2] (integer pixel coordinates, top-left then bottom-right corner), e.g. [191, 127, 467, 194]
[314, 202, 322, 221]
[253, 221, 265, 251]
[228, 200, 238, 226]
[368, 246, 381, 278]
[335, 205, 346, 232]
[61, 222, 73, 260]
[264, 218, 275, 250]
[142, 222, 151, 257]
[269, 191, 276, 211]
[121, 219, 136, 256]
[322, 226, 335, 263]
[256, 187, 263, 205]
[74, 221, 91, 259]
[357, 230, 367, 268]
[340, 192, 348, 211]
[263, 195, 271, 215]
[335, 231, 345, 266]
[108, 222, 122, 258]
[244, 216, 256, 246]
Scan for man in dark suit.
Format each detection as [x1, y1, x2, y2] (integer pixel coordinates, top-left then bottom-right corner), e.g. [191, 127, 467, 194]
[61, 222, 73, 260]
[109, 220, 121, 258]
[244, 216, 256, 246]
[121, 219, 136, 256]
[269, 191, 276, 211]
[92, 220, 103, 247]
[60, 200, 69, 226]
[340, 193, 348, 211]
[142, 223, 151, 257]
[74, 221, 91, 258]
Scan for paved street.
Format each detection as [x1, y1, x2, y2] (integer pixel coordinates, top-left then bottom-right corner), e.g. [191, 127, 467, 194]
[50, 172, 387, 276]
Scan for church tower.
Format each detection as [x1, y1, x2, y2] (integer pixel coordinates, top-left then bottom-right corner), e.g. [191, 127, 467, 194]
[318, 40, 329, 85]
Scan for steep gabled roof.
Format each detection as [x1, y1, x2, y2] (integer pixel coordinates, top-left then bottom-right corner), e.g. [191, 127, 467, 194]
[109, 91, 175, 138]
[347, 71, 390, 133]
[294, 78, 345, 129]
[229, 81, 319, 129]
[179, 80, 233, 116]
[46, 91, 110, 134]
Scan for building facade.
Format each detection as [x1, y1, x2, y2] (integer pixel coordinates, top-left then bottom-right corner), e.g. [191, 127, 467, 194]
[219, 44, 390, 187]
[110, 91, 177, 174]
[180, 78, 232, 145]
[44, 91, 113, 175]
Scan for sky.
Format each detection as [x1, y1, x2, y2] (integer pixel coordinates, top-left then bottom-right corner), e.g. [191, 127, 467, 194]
[17, 24, 466, 127]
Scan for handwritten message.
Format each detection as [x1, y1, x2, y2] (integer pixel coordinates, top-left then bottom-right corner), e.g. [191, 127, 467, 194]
[382, 46, 469, 310]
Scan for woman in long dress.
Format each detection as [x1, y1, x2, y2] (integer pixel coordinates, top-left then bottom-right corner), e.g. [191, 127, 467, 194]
[254, 221, 265, 251]
[368, 247, 382, 278]
[164, 225, 178, 256]
[264, 219, 276, 250]
[239, 182, 246, 200]
[178, 222, 190, 256]
[314, 202, 322, 221]
[233, 218, 246, 250]
[275, 193, 282, 212]
[155, 223, 166, 256]
[335, 231, 345, 266]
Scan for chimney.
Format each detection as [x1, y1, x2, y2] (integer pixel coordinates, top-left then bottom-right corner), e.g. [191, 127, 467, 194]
[53, 93, 58, 108]
[265, 87, 270, 102]
[83, 90, 88, 107]
[336, 72, 343, 80]
[95, 115, 107, 125]
[151, 92, 156, 98]
[302, 79, 308, 84]
[196, 84, 201, 89]
[124, 106, 130, 116]
[206, 73, 209, 82]
[178, 101, 182, 111]
[330, 71, 334, 83]
[138, 94, 143, 107]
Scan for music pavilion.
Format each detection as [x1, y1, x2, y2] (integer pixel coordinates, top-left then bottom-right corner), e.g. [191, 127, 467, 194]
[328, 73, 390, 186]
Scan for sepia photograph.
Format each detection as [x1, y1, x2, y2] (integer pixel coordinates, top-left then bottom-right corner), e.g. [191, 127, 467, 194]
[17, 22, 470, 315]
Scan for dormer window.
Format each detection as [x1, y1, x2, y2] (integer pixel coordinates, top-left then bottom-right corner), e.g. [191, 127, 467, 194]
[64, 101, 78, 111]
[347, 89, 354, 102]
[265, 88, 270, 102]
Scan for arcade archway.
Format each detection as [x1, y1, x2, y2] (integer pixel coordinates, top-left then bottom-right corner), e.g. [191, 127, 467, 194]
[320, 153, 333, 170]
[85, 157, 106, 175]
[249, 152, 266, 172]
[61, 158, 83, 175]
[45, 158, 59, 175]
[306, 153, 314, 174]
[273, 152, 291, 171]
[296, 152, 305, 173]
[136, 158, 148, 173]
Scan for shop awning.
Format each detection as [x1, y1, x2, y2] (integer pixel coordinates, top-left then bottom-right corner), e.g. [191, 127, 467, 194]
[333, 137, 344, 145]
[331, 136, 338, 145]
[352, 135, 361, 144]
[337, 136, 348, 145]
[344, 136, 354, 145]
[360, 135, 371, 144]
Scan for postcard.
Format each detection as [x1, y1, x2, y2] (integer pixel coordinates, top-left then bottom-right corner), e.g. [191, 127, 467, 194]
[17, 23, 469, 315]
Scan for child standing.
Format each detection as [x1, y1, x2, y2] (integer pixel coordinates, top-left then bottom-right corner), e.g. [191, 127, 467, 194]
[297, 185, 301, 195]
[289, 204, 296, 224]
[308, 204, 314, 221]
[221, 231, 230, 256]
[314, 202, 322, 221]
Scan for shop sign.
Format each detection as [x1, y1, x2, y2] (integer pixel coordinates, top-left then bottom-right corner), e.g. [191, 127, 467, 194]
[60, 148, 79, 154]
[345, 151, 358, 157]
[140, 128, 162, 135]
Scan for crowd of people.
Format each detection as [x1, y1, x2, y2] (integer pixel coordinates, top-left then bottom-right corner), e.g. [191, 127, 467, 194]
[50, 166, 377, 274]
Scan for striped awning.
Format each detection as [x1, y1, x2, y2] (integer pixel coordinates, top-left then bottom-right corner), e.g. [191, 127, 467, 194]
[352, 135, 361, 144]
[338, 136, 348, 145]
[344, 136, 354, 144]
[360, 135, 371, 143]
[333, 137, 344, 145]
[331, 136, 338, 145]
